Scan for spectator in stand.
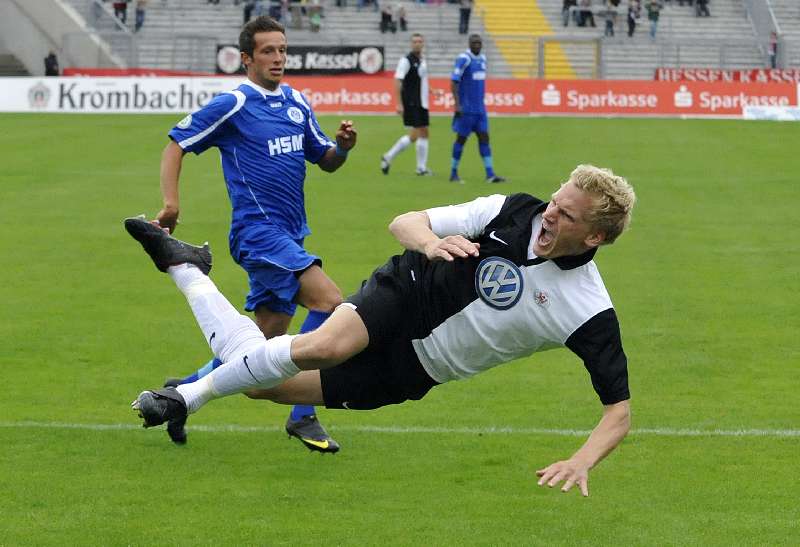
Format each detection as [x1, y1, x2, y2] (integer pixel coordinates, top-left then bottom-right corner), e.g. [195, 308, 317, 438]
[135, 0, 148, 32]
[578, 0, 595, 28]
[44, 50, 60, 76]
[646, 0, 662, 40]
[243, 0, 255, 23]
[309, 0, 323, 31]
[627, 0, 640, 37]
[380, 4, 397, 33]
[768, 31, 778, 69]
[563, 0, 577, 27]
[397, 4, 408, 31]
[208, 0, 220, 4]
[695, 0, 709, 17]
[459, 0, 472, 34]
[358, 0, 379, 11]
[602, 0, 618, 37]
[112, 0, 128, 24]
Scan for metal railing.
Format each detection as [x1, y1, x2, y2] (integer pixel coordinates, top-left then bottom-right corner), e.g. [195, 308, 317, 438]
[742, 0, 784, 67]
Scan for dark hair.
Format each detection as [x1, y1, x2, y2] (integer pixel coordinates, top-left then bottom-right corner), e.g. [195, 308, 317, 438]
[239, 16, 285, 58]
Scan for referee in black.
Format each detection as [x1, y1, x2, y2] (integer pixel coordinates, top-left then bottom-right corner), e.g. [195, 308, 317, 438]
[381, 33, 433, 176]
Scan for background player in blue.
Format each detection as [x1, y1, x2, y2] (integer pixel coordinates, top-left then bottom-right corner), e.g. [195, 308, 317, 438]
[449, 34, 506, 185]
[150, 16, 356, 452]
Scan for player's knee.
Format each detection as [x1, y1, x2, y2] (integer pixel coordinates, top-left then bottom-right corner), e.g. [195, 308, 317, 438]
[304, 329, 351, 364]
[306, 287, 343, 313]
[456, 136, 467, 145]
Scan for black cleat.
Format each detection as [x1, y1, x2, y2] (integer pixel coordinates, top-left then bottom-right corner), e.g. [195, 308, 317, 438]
[380, 156, 390, 175]
[286, 414, 340, 454]
[486, 175, 507, 184]
[131, 387, 188, 444]
[449, 175, 465, 185]
[416, 168, 434, 176]
[163, 377, 182, 388]
[124, 216, 212, 275]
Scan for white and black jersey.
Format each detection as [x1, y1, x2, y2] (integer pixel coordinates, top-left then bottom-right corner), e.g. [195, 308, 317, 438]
[395, 52, 429, 110]
[321, 193, 629, 411]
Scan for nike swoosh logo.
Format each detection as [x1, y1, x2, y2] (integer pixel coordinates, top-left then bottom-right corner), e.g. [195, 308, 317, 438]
[489, 231, 508, 245]
[301, 438, 330, 449]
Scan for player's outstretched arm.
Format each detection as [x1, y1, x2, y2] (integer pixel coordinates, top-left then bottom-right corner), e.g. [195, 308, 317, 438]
[318, 120, 357, 172]
[389, 211, 479, 262]
[536, 399, 630, 497]
[156, 140, 185, 234]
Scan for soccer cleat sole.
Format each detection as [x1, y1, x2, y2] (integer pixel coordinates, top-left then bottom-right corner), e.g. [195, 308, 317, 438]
[286, 431, 341, 454]
[131, 390, 188, 445]
[124, 217, 212, 275]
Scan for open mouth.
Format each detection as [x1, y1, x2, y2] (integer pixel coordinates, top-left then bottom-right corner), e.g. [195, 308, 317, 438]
[537, 223, 554, 247]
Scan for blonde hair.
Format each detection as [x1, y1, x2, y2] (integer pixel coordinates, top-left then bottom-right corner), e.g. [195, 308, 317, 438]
[569, 164, 636, 245]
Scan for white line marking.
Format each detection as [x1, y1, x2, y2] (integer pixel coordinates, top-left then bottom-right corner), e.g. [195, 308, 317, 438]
[0, 421, 798, 438]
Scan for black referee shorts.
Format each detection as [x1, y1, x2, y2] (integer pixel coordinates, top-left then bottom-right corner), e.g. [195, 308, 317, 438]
[319, 256, 438, 410]
[402, 105, 430, 128]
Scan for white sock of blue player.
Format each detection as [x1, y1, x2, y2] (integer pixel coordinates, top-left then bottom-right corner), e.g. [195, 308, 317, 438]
[416, 137, 429, 172]
[166, 264, 300, 413]
[385, 135, 411, 163]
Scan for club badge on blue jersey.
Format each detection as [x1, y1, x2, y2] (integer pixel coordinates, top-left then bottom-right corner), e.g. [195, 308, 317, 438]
[287, 106, 305, 124]
[475, 257, 524, 310]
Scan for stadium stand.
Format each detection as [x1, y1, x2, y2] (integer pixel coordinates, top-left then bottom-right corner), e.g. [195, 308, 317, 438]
[770, 0, 800, 67]
[60, 0, 513, 77]
[0, 53, 29, 76]
[43, 0, 786, 78]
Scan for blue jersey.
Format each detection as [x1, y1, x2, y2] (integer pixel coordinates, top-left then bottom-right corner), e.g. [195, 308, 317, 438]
[169, 80, 334, 241]
[451, 51, 487, 114]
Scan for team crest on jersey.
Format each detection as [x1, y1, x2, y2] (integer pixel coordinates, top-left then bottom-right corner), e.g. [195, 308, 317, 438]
[177, 114, 192, 129]
[287, 106, 305, 124]
[475, 257, 524, 310]
[533, 289, 550, 308]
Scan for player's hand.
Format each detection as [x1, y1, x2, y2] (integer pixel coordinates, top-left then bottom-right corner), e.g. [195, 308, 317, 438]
[335, 119, 357, 151]
[535, 459, 590, 497]
[396, 104, 404, 115]
[154, 206, 179, 234]
[423, 236, 480, 262]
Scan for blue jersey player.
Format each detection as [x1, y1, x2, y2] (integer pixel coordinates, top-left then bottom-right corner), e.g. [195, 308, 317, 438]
[449, 34, 505, 185]
[150, 16, 356, 452]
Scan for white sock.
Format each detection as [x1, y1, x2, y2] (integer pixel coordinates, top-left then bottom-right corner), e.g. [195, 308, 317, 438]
[416, 138, 429, 171]
[168, 264, 265, 363]
[385, 135, 411, 162]
[177, 334, 299, 414]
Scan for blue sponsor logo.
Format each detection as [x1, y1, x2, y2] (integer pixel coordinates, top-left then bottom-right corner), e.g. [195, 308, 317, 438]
[475, 257, 524, 310]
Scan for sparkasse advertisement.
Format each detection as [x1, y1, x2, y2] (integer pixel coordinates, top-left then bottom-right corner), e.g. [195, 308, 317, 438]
[1, 76, 798, 118]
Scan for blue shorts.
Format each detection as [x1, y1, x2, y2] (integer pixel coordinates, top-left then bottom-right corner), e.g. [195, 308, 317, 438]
[231, 224, 321, 315]
[452, 112, 489, 137]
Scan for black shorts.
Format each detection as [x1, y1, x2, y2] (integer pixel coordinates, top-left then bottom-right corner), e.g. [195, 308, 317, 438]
[319, 256, 438, 410]
[402, 106, 429, 128]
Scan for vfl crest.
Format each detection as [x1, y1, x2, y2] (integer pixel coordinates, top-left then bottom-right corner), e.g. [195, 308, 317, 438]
[287, 106, 305, 124]
[28, 82, 50, 109]
[475, 257, 524, 310]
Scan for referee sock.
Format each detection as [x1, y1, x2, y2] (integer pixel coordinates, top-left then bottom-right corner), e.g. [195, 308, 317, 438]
[415, 138, 429, 171]
[479, 141, 496, 178]
[290, 309, 331, 420]
[385, 135, 411, 162]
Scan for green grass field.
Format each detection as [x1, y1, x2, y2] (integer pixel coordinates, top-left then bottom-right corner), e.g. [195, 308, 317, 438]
[1, 113, 798, 545]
